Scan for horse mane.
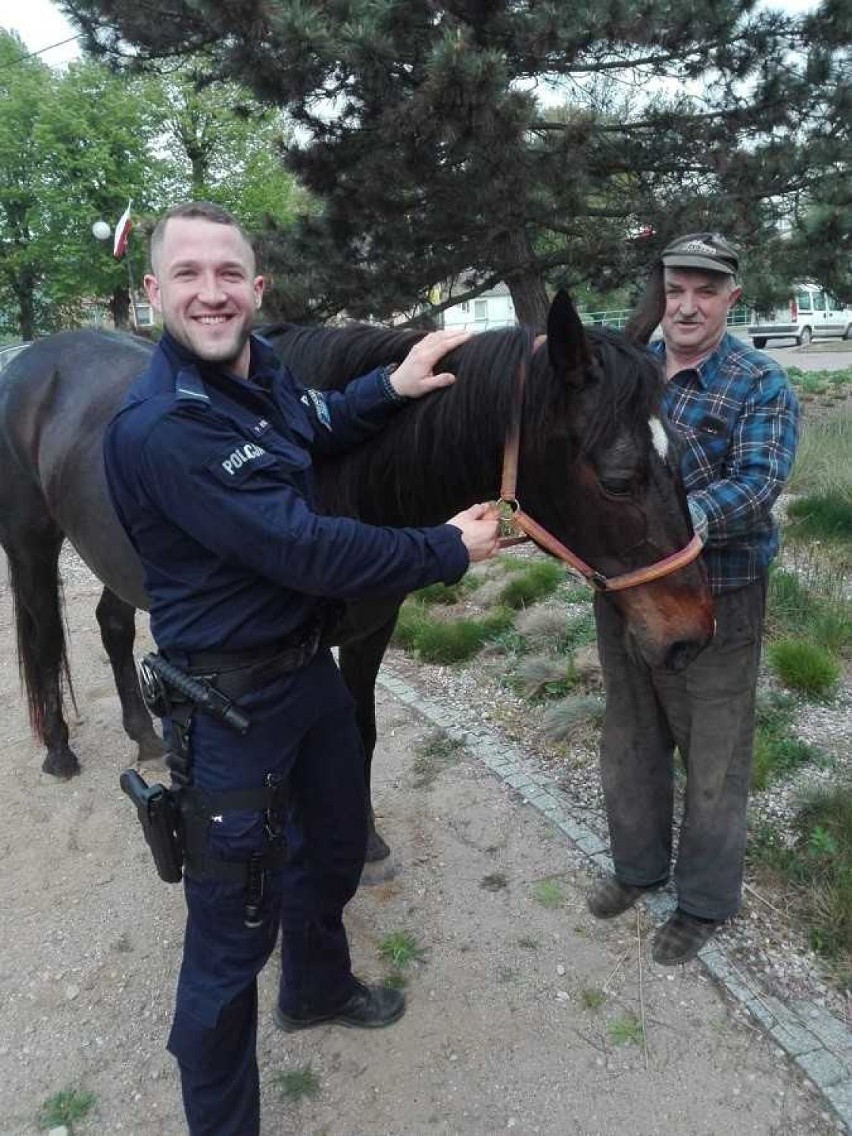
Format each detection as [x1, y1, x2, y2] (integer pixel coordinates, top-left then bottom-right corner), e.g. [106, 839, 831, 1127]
[261, 318, 664, 525]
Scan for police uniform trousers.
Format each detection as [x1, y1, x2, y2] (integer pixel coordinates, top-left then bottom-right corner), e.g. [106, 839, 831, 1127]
[594, 577, 766, 921]
[166, 648, 368, 1136]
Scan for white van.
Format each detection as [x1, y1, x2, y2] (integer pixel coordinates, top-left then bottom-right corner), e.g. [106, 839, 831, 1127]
[747, 284, 852, 348]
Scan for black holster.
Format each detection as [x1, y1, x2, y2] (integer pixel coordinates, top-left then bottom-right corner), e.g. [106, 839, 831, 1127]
[120, 768, 184, 883]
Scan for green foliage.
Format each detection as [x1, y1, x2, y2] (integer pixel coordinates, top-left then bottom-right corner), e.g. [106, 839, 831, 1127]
[766, 638, 840, 698]
[37, 1087, 97, 1131]
[274, 1065, 321, 1102]
[497, 561, 566, 609]
[378, 931, 426, 969]
[748, 784, 852, 978]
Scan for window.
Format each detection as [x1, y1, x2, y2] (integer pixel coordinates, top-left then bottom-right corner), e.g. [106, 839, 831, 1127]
[474, 299, 488, 321]
[459, 301, 470, 312]
[812, 291, 826, 312]
[795, 289, 813, 313]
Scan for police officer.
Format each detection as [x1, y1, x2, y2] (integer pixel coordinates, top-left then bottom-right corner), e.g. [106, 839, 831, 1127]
[103, 201, 499, 1136]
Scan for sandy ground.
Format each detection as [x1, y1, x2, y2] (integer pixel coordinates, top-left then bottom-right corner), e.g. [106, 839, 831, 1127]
[0, 554, 840, 1136]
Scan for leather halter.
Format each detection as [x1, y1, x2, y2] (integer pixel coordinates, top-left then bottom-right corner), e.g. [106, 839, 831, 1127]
[495, 345, 704, 593]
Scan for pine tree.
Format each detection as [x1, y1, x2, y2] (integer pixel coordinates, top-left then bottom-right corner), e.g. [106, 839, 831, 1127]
[64, 0, 850, 323]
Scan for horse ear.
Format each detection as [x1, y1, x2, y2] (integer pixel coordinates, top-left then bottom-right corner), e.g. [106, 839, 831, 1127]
[624, 263, 665, 344]
[547, 289, 593, 386]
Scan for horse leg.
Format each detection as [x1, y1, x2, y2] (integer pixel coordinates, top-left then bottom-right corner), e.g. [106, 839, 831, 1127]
[4, 528, 80, 778]
[336, 602, 399, 869]
[95, 587, 163, 763]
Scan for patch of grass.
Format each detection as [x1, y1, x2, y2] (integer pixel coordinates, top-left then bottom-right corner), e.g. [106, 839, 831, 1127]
[766, 638, 840, 698]
[382, 970, 408, 990]
[607, 1013, 644, 1046]
[37, 1088, 97, 1131]
[414, 578, 476, 605]
[378, 930, 426, 969]
[786, 490, 852, 543]
[480, 871, 508, 891]
[751, 690, 825, 791]
[748, 784, 852, 981]
[517, 935, 539, 949]
[766, 567, 851, 656]
[532, 877, 565, 909]
[274, 1065, 321, 1102]
[579, 986, 606, 1011]
[787, 411, 851, 496]
[393, 602, 514, 664]
[412, 731, 463, 788]
[497, 560, 566, 609]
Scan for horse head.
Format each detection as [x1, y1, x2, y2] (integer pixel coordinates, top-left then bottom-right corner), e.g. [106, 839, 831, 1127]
[519, 290, 714, 670]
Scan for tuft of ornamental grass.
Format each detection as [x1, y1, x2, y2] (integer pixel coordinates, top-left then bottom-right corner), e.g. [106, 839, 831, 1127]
[542, 694, 605, 743]
[766, 638, 840, 698]
[785, 489, 852, 543]
[497, 560, 566, 609]
[400, 607, 515, 663]
[37, 1088, 97, 1132]
[514, 654, 576, 699]
[414, 578, 477, 605]
[748, 783, 852, 981]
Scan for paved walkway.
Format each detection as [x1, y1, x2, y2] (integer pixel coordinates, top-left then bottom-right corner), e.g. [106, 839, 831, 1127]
[378, 664, 852, 1134]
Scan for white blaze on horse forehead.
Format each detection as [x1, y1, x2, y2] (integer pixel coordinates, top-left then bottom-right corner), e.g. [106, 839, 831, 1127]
[649, 416, 669, 461]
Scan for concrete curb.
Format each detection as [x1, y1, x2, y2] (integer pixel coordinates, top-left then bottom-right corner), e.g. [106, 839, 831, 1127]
[378, 664, 852, 1134]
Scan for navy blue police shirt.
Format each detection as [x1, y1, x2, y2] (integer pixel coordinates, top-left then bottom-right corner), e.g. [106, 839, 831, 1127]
[103, 331, 468, 654]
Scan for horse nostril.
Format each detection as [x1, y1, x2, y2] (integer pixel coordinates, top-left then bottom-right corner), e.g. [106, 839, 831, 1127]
[664, 639, 705, 672]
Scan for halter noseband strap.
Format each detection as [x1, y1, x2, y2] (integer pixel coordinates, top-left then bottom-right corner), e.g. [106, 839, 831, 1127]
[496, 346, 704, 593]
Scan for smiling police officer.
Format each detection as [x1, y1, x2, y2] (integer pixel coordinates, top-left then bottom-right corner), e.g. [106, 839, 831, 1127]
[103, 201, 499, 1136]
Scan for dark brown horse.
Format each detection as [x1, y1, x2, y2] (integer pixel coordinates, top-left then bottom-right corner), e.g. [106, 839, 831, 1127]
[0, 291, 714, 864]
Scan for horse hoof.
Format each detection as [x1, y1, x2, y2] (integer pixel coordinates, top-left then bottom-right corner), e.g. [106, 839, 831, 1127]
[42, 749, 81, 779]
[365, 829, 392, 863]
[360, 853, 396, 887]
[137, 737, 166, 764]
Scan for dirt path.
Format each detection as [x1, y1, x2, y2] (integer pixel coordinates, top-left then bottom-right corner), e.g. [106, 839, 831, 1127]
[0, 556, 838, 1136]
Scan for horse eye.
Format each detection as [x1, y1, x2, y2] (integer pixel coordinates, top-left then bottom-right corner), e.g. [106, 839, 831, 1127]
[600, 477, 634, 498]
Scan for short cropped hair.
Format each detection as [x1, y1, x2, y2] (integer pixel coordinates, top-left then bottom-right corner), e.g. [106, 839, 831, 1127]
[148, 201, 255, 272]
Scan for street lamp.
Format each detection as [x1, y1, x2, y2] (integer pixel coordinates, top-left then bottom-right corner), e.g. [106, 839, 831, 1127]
[92, 219, 111, 241]
[92, 217, 138, 330]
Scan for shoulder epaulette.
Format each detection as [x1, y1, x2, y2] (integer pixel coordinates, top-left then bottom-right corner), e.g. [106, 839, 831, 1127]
[175, 366, 210, 404]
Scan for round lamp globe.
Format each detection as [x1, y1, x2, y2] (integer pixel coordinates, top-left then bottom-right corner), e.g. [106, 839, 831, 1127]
[92, 220, 111, 241]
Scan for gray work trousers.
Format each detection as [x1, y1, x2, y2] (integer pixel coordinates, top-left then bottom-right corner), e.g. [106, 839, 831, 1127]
[594, 577, 766, 920]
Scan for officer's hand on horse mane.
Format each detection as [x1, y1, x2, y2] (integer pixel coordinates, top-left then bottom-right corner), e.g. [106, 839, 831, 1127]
[388, 328, 473, 400]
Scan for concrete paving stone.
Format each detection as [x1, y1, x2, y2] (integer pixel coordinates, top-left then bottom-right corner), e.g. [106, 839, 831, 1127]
[820, 1078, 852, 1132]
[793, 1001, 852, 1058]
[796, 1047, 851, 1089]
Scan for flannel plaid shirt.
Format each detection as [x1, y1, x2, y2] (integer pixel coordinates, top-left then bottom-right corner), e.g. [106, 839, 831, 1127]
[652, 333, 800, 594]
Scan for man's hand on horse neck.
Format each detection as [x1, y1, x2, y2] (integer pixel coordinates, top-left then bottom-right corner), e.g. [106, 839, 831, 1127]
[389, 329, 473, 399]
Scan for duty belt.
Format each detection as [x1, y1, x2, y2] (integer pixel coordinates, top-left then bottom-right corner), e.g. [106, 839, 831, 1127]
[172, 621, 323, 700]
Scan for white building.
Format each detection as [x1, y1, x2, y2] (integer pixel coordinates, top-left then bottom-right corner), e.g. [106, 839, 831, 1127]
[440, 281, 516, 332]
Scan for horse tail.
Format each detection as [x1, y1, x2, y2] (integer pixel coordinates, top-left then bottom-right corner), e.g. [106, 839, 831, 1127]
[7, 542, 77, 741]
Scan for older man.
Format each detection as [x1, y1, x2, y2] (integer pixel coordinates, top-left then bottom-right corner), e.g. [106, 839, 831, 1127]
[588, 233, 800, 964]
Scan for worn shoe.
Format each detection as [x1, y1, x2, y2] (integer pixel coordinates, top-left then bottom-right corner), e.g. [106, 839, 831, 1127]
[587, 876, 660, 919]
[274, 981, 406, 1032]
[652, 909, 722, 965]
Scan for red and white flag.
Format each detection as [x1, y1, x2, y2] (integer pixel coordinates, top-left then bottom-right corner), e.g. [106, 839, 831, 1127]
[113, 200, 133, 259]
